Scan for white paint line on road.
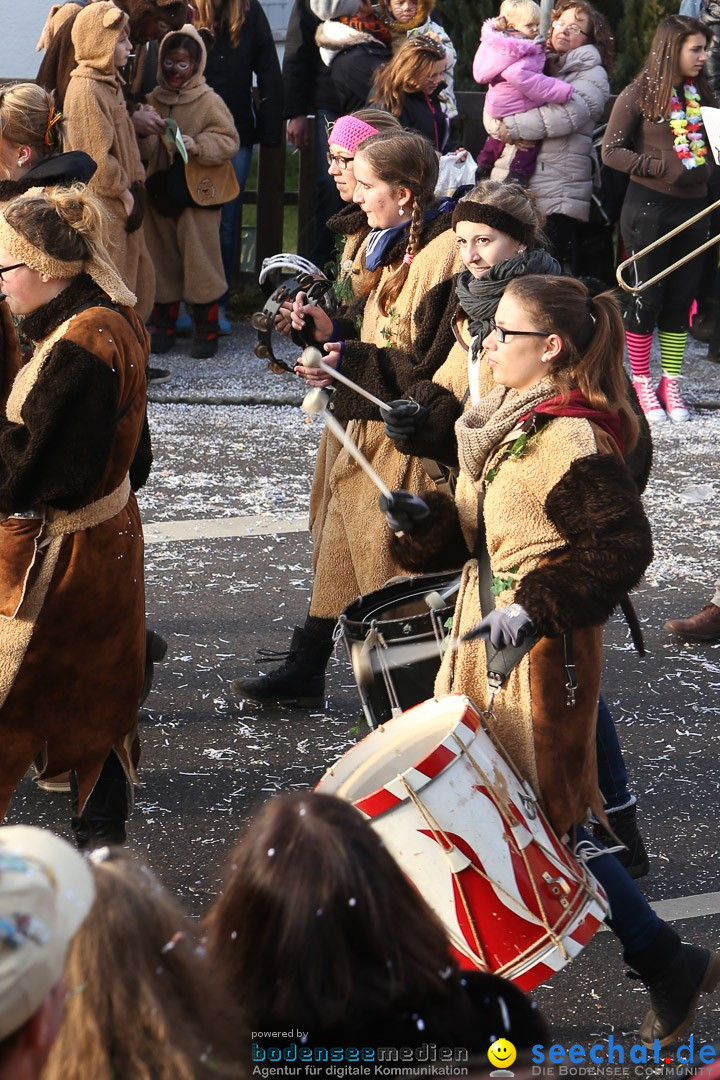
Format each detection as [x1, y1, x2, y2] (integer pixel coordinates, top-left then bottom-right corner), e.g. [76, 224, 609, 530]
[596, 891, 720, 931]
[650, 890, 720, 923]
[144, 514, 309, 544]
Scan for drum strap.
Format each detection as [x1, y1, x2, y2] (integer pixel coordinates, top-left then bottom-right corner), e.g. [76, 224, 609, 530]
[475, 490, 540, 693]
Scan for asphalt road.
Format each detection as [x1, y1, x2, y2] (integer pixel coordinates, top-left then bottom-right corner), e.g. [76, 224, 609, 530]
[7, 322, 720, 1069]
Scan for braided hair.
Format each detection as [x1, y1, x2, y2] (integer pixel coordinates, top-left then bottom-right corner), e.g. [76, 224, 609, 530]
[354, 130, 439, 316]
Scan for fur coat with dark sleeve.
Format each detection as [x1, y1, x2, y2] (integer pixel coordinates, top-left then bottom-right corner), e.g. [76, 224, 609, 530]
[394, 413, 652, 837]
[0, 275, 151, 818]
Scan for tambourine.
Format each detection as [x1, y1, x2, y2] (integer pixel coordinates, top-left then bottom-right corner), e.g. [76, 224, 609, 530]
[251, 272, 332, 373]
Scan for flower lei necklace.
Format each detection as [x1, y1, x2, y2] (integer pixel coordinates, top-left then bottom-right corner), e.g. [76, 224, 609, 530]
[669, 81, 708, 170]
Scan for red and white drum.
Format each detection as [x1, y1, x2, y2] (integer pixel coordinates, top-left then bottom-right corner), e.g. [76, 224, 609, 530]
[316, 694, 609, 992]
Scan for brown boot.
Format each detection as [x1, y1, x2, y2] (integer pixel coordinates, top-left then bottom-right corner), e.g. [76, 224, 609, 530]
[664, 602, 720, 641]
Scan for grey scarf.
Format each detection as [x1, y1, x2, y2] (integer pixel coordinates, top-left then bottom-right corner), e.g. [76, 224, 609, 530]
[454, 249, 562, 340]
[455, 376, 558, 483]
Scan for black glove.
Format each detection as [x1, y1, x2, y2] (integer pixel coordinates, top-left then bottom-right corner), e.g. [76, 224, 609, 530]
[378, 489, 431, 534]
[380, 399, 429, 441]
[465, 604, 534, 649]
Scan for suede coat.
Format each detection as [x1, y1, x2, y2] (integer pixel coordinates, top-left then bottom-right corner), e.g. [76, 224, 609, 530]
[0, 277, 150, 818]
[395, 412, 652, 837]
[309, 212, 462, 618]
[141, 24, 240, 303]
[63, 3, 156, 320]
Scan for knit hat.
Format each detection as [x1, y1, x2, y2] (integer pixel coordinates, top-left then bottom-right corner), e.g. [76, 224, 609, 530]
[328, 115, 380, 155]
[310, 0, 361, 19]
[0, 826, 94, 1041]
[0, 187, 137, 307]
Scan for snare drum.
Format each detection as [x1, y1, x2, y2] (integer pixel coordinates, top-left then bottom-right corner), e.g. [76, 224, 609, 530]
[339, 571, 461, 729]
[316, 694, 608, 992]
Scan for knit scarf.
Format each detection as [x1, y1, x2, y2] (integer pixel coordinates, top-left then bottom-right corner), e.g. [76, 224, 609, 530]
[454, 249, 562, 340]
[455, 375, 558, 483]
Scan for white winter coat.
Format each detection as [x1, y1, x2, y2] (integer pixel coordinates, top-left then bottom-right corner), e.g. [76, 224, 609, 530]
[484, 44, 609, 222]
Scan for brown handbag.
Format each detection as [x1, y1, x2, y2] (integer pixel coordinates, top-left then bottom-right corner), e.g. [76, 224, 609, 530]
[183, 157, 240, 207]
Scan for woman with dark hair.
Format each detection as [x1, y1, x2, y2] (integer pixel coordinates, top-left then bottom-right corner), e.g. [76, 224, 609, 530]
[382, 274, 720, 1045]
[44, 848, 244, 1080]
[603, 15, 715, 424]
[231, 129, 461, 706]
[192, 0, 283, 333]
[205, 790, 548, 1053]
[484, 1, 614, 272]
[370, 34, 450, 150]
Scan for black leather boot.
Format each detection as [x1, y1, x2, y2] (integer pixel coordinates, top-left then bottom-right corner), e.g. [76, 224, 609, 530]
[592, 803, 649, 879]
[70, 753, 130, 850]
[140, 629, 168, 707]
[230, 617, 336, 707]
[626, 923, 720, 1046]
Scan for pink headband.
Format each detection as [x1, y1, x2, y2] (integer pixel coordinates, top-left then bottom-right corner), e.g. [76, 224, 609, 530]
[328, 116, 380, 157]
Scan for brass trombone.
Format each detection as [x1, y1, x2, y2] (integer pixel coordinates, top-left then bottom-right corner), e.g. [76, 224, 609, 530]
[615, 196, 720, 294]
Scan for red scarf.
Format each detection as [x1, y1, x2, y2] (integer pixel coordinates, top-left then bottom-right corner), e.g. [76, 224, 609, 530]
[526, 389, 624, 454]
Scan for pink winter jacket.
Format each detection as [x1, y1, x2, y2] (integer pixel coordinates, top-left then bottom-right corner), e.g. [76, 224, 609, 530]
[473, 19, 573, 118]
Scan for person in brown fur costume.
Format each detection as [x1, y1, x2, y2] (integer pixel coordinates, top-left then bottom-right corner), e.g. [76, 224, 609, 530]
[37, 0, 188, 115]
[0, 84, 97, 409]
[231, 130, 462, 707]
[62, 2, 156, 322]
[141, 23, 239, 359]
[0, 183, 151, 848]
[380, 273, 720, 1049]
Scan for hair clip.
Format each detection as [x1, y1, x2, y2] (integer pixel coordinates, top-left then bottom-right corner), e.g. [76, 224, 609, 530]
[403, 251, 414, 265]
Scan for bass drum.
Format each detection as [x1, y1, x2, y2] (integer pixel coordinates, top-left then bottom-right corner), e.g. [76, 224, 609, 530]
[339, 570, 461, 729]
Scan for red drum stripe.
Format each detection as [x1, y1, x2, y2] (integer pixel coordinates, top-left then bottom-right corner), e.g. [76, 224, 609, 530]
[416, 742, 456, 779]
[355, 785, 402, 819]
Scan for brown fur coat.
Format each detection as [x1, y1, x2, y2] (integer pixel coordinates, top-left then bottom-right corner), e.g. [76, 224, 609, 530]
[0, 277, 150, 817]
[397, 414, 652, 836]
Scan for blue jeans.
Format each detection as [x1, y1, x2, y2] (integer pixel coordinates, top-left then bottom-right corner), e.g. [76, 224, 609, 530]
[219, 145, 254, 304]
[596, 695, 633, 812]
[576, 827, 661, 954]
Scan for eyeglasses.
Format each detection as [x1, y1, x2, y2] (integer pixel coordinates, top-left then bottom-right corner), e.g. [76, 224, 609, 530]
[326, 152, 355, 170]
[551, 19, 589, 36]
[0, 262, 25, 277]
[487, 317, 548, 343]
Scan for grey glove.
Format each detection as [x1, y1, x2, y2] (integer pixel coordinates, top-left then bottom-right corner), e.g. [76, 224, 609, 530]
[378, 489, 430, 533]
[380, 399, 429, 441]
[465, 604, 534, 649]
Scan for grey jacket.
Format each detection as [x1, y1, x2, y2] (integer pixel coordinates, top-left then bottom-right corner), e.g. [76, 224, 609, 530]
[484, 44, 610, 222]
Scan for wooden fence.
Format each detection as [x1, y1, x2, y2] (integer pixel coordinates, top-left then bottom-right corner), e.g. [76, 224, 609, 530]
[239, 90, 488, 283]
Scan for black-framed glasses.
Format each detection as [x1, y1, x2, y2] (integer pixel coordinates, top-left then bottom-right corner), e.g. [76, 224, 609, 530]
[488, 317, 548, 343]
[326, 151, 355, 170]
[0, 262, 25, 277]
[551, 19, 589, 36]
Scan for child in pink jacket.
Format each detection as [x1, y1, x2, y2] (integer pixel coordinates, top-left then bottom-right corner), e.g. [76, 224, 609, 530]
[474, 0, 574, 185]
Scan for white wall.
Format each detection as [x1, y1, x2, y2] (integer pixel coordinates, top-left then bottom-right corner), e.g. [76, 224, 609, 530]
[0, 0, 291, 81]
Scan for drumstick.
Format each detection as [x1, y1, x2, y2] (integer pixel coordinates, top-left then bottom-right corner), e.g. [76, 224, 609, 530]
[322, 410, 394, 500]
[301, 347, 389, 412]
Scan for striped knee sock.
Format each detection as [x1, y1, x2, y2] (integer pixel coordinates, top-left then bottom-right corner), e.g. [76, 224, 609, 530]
[626, 332, 653, 379]
[658, 330, 687, 377]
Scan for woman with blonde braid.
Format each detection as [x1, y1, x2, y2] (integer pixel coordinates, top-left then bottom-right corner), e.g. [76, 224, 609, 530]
[0, 184, 150, 847]
[231, 129, 462, 706]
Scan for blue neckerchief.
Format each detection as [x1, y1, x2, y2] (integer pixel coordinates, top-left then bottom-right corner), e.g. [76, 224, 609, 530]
[364, 223, 410, 270]
[362, 200, 456, 271]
